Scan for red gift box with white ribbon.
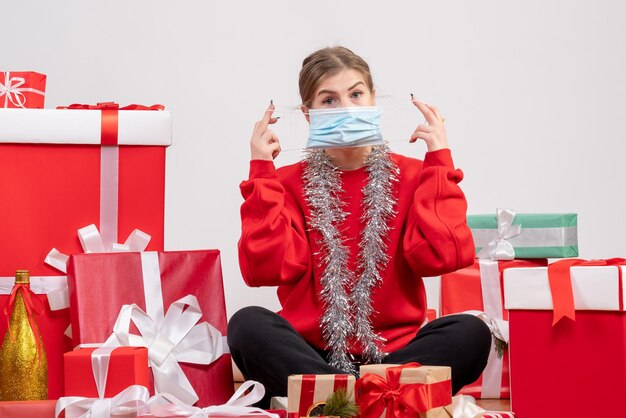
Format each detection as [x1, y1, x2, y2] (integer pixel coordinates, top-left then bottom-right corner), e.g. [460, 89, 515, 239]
[503, 259, 626, 418]
[440, 258, 546, 399]
[0, 71, 46, 109]
[0, 103, 169, 399]
[0, 103, 170, 278]
[67, 250, 234, 407]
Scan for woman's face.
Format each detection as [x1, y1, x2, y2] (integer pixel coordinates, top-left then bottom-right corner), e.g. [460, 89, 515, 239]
[308, 68, 376, 110]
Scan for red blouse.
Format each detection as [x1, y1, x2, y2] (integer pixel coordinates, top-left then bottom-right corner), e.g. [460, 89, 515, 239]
[238, 149, 474, 353]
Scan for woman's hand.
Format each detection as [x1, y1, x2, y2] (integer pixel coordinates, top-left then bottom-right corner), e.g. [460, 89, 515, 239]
[410, 98, 448, 152]
[250, 101, 281, 161]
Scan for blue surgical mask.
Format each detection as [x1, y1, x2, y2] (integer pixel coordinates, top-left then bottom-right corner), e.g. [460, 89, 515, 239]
[306, 106, 384, 149]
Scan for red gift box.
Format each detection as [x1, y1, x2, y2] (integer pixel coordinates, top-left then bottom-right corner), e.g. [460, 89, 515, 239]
[0, 71, 46, 109]
[67, 250, 234, 407]
[0, 105, 170, 277]
[0, 400, 56, 418]
[504, 261, 626, 418]
[64, 347, 149, 398]
[0, 275, 71, 400]
[441, 259, 547, 399]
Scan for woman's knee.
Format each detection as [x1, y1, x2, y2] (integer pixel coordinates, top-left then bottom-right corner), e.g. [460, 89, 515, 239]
[227, 306, 278, 349]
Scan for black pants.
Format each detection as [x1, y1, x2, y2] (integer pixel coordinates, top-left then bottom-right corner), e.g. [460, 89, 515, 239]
[228, 306, 492, 407]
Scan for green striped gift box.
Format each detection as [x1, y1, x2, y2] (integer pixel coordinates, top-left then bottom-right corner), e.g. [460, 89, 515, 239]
[468, 213, 578, 259]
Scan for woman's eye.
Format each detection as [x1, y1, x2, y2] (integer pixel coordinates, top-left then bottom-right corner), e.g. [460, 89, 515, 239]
[322, 97, 335, 105]
[351, 91, 364, 99]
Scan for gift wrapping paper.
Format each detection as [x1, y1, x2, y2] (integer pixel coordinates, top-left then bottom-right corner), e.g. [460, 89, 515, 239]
[0, 71, 46, 109]
[64, 347, 150, 398]
[287, 374, 355, 418]
[503, 262, 626, 418]
[468, 212, 578, 259]
[440, 259, 546, 399]
[67, 250, 234, 407]
[357, 363, 452, 418]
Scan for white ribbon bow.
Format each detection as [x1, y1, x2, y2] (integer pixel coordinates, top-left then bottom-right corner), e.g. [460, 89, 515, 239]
[476, 208, 522, 261]
[452, 394, 514, 418]
[56, 341, 151, 417]
[147, 380, 279, 418]
[464, 310, 509, 344]
[103, 294, 228, 406]
[45, 224, 151, 274]
[43, 224, 151, 323]
[55, 385, 149, 418]
[0, 71, 45, 108]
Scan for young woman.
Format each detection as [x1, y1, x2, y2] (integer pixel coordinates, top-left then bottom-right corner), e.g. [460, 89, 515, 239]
[228, 46, 491, 404]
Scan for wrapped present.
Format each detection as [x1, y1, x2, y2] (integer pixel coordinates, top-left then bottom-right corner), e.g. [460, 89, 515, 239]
[0, 103, 170, 277]
[56, 345, 150, 418]
[287, 374, 355, 418]
[356, 363, 452, 418]
[468, 209, 578, 259]
[141, 380, 280, 417]
[64, 347, 150, 398]
[67, 250, 233, 407]
[0, 400, 56, 418]
[0, 71, 46, 109]
[503, 259, 626, 418]
[440, 258, 546, 398]
[0, 275, 71, 399]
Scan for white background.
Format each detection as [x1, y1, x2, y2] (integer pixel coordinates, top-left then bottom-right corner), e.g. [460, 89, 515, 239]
[3, 0, 625, 317]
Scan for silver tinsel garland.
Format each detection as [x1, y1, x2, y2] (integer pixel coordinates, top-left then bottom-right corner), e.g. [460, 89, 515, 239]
[303, 144, 399, 374]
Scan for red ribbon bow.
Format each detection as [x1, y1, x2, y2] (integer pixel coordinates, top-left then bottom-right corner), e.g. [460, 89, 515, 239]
[3, 283, 45, 358]
[549, 258, 626, 326]
[356, 363, 452, 418]
[56, 102, 165, 145]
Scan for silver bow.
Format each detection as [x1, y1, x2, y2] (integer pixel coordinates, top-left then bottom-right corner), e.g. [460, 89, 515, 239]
[476, 208, 521, 260]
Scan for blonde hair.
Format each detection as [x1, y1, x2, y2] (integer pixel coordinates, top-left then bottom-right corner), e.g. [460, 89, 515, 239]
[299, 46, 374, 107]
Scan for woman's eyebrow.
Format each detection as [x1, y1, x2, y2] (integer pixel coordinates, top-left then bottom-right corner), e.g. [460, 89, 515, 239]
[317, 81, 365, 97]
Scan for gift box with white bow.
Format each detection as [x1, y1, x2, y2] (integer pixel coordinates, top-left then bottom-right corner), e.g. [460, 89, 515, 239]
[440, 258, 546, 399]
[64, 347, 150, 398]
[0, 71, 46, 109]
[66, 250, 234, 407]
[503, 259, 626, 418]
[0, 103, 170, 278]
[467, 210, 578, 259]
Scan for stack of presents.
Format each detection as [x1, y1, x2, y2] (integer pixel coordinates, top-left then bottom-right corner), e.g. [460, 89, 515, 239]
[0, 71, 624, 418]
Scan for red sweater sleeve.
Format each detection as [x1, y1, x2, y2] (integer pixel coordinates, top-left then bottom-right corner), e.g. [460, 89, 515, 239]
[403, 149, 475, 277]
[238, 160, 310, 287]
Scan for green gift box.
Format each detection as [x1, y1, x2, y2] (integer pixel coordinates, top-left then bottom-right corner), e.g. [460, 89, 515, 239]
[468, 210, 578, 259]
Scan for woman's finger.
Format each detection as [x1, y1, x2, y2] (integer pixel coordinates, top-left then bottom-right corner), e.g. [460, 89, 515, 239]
[415, 124, 434, 133]
[426, 104, 443, 122]
[268, 140, 281, 159]
[412, 99, 437, 125]
[259, 101, 276, 130]
[269, 116, 280, 125]
[410, 130, 435, 143]
[261, 129, 279, 144]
